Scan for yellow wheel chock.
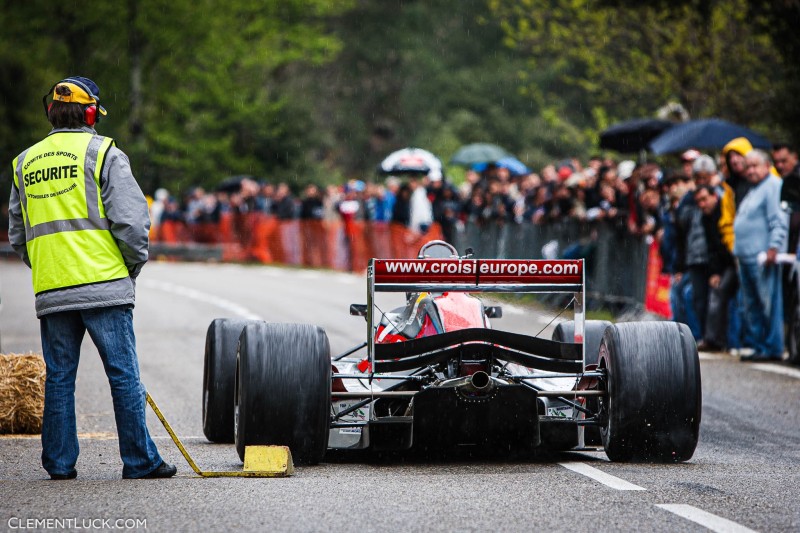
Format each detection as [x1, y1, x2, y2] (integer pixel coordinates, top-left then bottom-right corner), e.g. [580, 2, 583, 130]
[146, 391, 295, 478]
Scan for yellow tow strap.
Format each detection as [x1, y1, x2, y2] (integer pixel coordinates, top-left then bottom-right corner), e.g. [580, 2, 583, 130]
[145, 391, 294, 478]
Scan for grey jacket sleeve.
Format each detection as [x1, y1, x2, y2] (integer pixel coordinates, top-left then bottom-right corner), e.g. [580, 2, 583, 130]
[767, 176, 788, 252]
[101, 146, 150, 278]
[8, 177, 31, 267]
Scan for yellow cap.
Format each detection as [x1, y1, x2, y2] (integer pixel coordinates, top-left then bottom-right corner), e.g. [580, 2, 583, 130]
[51, 82, 107, 116]
[722, 137, 753, 156]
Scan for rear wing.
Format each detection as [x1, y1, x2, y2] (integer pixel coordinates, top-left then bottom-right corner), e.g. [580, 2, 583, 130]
[366, 258, 586, 370]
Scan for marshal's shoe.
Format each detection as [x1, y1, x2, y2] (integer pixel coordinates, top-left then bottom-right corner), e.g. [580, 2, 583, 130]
[126, 461, 177, 479]
[49, 470, 77, 480]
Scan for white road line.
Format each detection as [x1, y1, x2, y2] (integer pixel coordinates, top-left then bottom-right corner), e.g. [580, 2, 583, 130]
[656, 504, 758, 533]
[749, 363, 800, 380]
[141, 279, 263, 320]
[699, 352, 726, 361]
[558, 462, 646, 491]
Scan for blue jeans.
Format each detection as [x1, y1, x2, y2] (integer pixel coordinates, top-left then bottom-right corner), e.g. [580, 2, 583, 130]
[727, 290, 742, 350]
[670, 274, 701, 339]
[40, 305, 163, 478]
[737, 259, 784, 358]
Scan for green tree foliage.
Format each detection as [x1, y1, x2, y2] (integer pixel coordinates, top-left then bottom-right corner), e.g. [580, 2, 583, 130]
[0, 0, 351, 194]
[489, 0, 781, 141]
[1, 0, 791, 203]
[599, 0, 800, 144]
[299, 0, 591, 179]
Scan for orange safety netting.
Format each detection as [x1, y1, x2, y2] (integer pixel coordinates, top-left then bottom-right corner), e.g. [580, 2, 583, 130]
[151, 214, 443, 272]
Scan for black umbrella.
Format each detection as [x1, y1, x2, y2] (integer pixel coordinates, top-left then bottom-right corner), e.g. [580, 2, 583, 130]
[215, 175, 252, 193]
[648, 118, 772, 155]
[599, 118, 674, 153]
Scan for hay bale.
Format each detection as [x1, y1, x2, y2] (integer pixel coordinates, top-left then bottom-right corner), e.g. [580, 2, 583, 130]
[0, 353, 46, 434]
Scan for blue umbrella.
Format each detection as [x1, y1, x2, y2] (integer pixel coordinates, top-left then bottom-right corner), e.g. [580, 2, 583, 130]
[496, 157, 530, 176]
[472, 156, 530, 176]
[648, 118, 771, 155]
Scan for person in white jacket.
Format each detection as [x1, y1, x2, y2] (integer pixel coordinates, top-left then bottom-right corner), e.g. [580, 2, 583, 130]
[409, 172, 435, 233]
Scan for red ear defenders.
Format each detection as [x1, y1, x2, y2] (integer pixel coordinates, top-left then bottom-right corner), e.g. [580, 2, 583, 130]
[42, 80, 100, 126]
[83, 104, 98, 126]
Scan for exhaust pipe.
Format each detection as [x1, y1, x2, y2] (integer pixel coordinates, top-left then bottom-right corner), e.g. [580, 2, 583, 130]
[467, 371, 492, 392]
[437, 371, 497, 394]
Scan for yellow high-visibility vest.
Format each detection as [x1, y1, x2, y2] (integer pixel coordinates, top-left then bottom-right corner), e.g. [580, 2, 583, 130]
[12, 132, 129, 294]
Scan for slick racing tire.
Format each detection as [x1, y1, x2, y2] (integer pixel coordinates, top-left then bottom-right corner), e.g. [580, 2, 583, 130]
[235, 322, 331, 465]
[551, 320, 612, 446]
[552, 320, 612, 367]
[598, 321, 701, 462]
[203, 318, 259, 443]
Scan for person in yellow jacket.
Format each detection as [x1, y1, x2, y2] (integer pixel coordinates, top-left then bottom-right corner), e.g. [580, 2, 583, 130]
[7, 76, 176, 480]
[723, 137, 755, 206]
[716, 173, 736, 253]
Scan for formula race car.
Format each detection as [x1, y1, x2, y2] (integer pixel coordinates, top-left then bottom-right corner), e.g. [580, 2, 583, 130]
[202, 240, 701, 464]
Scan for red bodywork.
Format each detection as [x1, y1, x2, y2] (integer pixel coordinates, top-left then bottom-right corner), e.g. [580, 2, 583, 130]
[375, 292, 489, 344]
[374, 292, 487, 344]
[371, 292, 489, 378]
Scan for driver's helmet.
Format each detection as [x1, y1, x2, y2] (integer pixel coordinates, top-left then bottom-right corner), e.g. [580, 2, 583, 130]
[418, 240, 458, 259]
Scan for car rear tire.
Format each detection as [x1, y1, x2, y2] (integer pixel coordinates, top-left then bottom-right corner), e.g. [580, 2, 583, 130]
[203, 318, 258, 443]
[598, 321, 701, 462]
[551, 320, 612, 447]
[552, 319, 612, 366]
[235, 322, 331, 465]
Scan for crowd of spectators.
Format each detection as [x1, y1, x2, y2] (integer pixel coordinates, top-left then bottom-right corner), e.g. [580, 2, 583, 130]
[658, 140, 799, 362]
[147, 140, 800, 363]
[148, 154, 672, 246]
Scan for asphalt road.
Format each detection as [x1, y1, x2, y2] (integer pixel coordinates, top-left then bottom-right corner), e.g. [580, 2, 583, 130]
[1, 260, 799, 532]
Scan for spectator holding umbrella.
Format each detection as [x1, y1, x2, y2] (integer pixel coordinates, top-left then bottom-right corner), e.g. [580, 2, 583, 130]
[734, 149, 787, 361]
